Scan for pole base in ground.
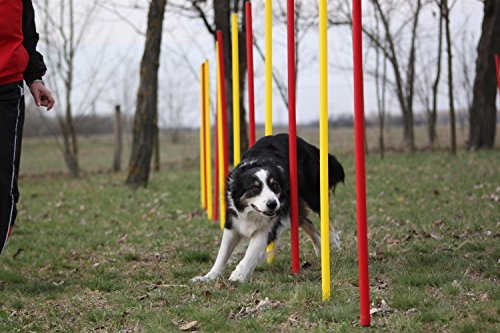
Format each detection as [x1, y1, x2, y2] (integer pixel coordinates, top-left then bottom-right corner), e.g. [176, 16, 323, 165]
[266, 242, 275, 264]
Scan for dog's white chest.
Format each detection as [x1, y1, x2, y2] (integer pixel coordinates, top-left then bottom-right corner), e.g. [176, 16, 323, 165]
[235, 210, 275, 238]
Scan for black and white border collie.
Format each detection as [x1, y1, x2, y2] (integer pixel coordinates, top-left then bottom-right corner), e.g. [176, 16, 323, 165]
[191, 134, 345, 283]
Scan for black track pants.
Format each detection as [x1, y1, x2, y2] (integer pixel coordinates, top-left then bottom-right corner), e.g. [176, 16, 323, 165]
[0, 82, 25, 256]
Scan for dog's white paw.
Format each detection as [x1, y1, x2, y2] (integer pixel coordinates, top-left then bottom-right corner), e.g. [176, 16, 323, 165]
[330, 230, 341, 250]
[313, 245, 321, 258]
[190, 272, 220, 283]
[228, 269, 248, 283]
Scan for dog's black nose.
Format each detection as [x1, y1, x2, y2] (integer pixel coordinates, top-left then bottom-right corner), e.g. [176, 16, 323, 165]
[266, 200, 277, 210]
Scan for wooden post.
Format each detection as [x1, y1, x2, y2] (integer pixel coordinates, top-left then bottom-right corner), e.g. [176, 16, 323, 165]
[113, 105, 122, 173]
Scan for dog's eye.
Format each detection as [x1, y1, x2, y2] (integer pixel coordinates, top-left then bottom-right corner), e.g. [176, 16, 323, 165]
[270, 182, 281, 193]
[250, 185, 261, 192]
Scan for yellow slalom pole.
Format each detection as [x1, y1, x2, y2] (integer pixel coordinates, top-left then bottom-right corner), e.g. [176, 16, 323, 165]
[216, 42, 226, 230]
[266, 241, 275, 264]
[319, 0, 331, 301]
[232, 13, 241, 166]
[265, 0, 275, 263]
[200, 64, 207, 210]
[265, 0, 272, 136]
[204, 60, 213, 220]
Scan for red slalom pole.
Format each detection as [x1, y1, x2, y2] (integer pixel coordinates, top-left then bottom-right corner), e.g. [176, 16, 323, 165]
[246, 2, 256, 147]
[352, 0, 371, 327]
[287, 0, 300, 274]
[216, 31, 229, 180]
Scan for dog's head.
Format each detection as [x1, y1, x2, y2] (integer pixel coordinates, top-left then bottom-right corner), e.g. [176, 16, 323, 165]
[227, 162, 289, 219]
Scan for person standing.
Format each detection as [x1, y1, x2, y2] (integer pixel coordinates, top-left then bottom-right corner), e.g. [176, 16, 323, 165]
[0, 0, 55, 255]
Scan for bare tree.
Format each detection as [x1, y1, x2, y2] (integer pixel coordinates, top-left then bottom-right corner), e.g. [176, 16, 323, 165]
[455, 29, 476, 134]
[160, 63, 190, 143]
[331, 0, 424, 151]
[469, 0, 499, 150]
[373, 8, 387, 158]
[37, 0, 100, 177]
[126, 0, 167, 188]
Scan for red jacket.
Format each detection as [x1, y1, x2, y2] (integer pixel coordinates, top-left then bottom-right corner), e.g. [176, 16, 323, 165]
[0, 0, 47, 85]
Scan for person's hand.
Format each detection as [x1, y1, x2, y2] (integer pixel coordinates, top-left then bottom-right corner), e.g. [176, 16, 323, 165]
[29, 82, 55, 111]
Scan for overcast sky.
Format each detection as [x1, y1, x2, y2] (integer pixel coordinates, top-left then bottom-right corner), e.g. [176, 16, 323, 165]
[36, 0, 485, 127]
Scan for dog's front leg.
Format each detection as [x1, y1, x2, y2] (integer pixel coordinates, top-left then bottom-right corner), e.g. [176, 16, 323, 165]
[191, 228, 241, 283]
[229, 232, 268, 282]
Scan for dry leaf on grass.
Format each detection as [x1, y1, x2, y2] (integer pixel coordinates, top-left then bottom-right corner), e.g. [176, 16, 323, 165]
[288, 312, 300, 325]
[178, 320, 198, 331]
[370, 300, 393, 316]
[430, 233, 443, 240]
[230, 297, 281, 320]
[374, 277, 389, 290]
[384, 234, 400, 245]
[433, 219, 444, 227]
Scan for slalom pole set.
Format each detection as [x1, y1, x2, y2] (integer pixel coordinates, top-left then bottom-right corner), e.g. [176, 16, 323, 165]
[198, 0, 370, 326]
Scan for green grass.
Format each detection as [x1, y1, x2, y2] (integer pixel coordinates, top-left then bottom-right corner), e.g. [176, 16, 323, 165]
[0, 134, 499, 332]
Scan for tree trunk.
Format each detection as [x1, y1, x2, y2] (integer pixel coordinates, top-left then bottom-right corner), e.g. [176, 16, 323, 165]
[403, 0, 421, 152]
[59, 116, 79, 178]
[370, 0, 420, 151]
[214, 1, 233, 162]
[126, 0, 166, 188]
[153, 114, 160, 172]
[61, 88, 79, 178]
[430, 1, 444, 148]
[469, 0, 499, 150]
[375, 42, 387, 159]
[60, 0, 79, 178]
[113, 105, 122, 173]
[443, 0, 457, 155]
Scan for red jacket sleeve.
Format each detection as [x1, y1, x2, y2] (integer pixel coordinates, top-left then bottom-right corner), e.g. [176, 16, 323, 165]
[22, 0, 47, 84]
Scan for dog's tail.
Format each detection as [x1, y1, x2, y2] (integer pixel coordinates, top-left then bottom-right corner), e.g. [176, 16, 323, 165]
[328, 154, 345, 190]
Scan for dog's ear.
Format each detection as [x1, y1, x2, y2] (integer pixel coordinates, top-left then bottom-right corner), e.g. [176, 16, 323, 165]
[271, 163, 290, 195]
[225, 165, 249, 195]
[225, 168, 235, 191]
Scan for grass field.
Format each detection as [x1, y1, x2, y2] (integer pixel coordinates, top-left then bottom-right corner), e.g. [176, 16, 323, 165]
[0, 128, 499, 332]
